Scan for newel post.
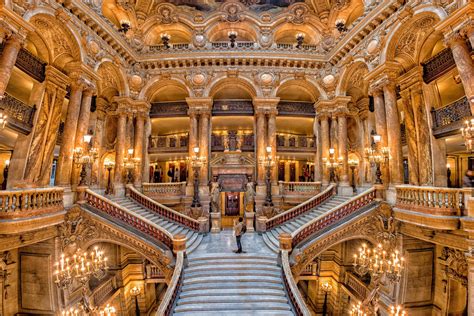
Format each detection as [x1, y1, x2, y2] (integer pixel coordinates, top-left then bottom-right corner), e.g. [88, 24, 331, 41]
[75, 185, 87, 204]
[172, 233, 187, 254]
[280, 233, 293, 252]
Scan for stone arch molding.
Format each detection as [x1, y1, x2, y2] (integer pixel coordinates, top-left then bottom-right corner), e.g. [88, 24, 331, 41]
[291, 203, 396, 278]
[58, 207, 174, 282]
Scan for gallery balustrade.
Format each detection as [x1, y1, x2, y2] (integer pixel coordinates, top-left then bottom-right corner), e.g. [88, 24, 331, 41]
[277, 134, 316, 152]
[0, 187, 64, 219]
[279, 181, 322, 196]
[431, 96, 471, 137]
[0, 92, 36, 134]
[149, 134, 188, 152]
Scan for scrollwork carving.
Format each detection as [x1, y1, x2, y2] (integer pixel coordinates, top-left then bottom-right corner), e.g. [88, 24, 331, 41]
[439, 247, 468, 286]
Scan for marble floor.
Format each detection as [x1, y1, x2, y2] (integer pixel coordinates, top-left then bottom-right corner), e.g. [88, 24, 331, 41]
[190, 229, 276, 257]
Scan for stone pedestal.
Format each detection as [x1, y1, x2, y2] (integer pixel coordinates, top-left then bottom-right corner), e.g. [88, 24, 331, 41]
[63, 187, 75, 208]
[256, 215, 268, 233]
[385, 186, 397, 205]
[279, 233, 293, 251]
[198, 216, 209, 233]
[245, 211, 255, 232]
[210, 212, 221, 233]
[338, 184, 354, 196]
[172, 233, 187, 254]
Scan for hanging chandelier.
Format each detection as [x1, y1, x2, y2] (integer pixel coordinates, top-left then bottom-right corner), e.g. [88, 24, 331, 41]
[0, 110, 7, 129]
[461, 117, 474, 152]
[389, 305, 407, 316]
[349, 302, 367, 316]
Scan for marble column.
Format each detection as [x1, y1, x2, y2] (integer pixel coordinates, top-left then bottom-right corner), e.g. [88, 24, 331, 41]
[320, 115, 330, 185]
[142, 117, 151, 184]
[446, 32, 474, 114]
[337, 113, 349, 185]
[114, 112, 127, 185]
[0, 33, 23, 98]
[55, 80, 84, 186]
[313, 117, 322, 182]
[71, 87, 94, 187]
[256, 111, 266, 185]
[463, 22, 474, 49]
[91, 104, 106, 188]
[267, 111, 277, 184]
[467, 252, 474, 315]
[400, 89, 419, 185]
[383, 81, 404, 185]
[372, 88, 389, 185]
[411, 83, 433, 186]
[199, 111, 210, 185]
[134, 114, 145, 187]
[188, 111, 198, 184]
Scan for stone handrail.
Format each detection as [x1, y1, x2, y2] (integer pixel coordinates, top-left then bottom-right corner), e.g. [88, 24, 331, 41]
[127, 185, 201, 231]
[292, 188, 377, 247]
[265, 185, 336, 231]
[395, 185, 470, 216]
[142, 182, 186, 197]
[344, 271, 369, 300]
[91, 276, 116, 306]
[279, 181, 322, 196]
[281, 250, 311, 316]
[0, 187, 64, 219]
[157, 250, 184, 316]
[83, 189, 174, 249]
[146, 264, 165, 279]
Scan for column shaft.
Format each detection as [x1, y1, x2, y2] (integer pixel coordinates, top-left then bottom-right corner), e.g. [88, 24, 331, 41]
[256, 112, 266, 184]
[267, 112, 277, 183]
[314, 117, 322, 182]
[0, 34, 23, 97]
[383, 82, 404, 185]
[337, 115, 349, 184]
[448, 35, 474, 114]
[134, 115, 145, 187]
[400, 90, 419, 185]
[114, 113, 127, 184]
[320, 116, 330, 185]
[55, 82, 83, 186]
[188, 112, 198, 184]
[373, 90, 389, 185]
[199, 113, 210, 185]
[141, 117, 151, 184]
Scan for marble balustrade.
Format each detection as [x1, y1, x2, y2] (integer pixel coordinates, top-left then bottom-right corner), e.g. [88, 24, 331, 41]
[0, 187, 63, 219]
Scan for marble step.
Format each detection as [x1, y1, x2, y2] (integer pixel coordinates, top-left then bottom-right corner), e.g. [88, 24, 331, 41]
[185, 263, 280, 273]
[262, 233, 279, 253]
[181, 281, 285, 292]
[176, 295, 289, 305]
[188, 257, 278, 267]
[173, 302, 292, 313]
[174, 311, 294, 316]
[189, 253, 277, 262]
[182, 275, 283, 286]
[178, 288, 286, 298]
[185, 269, 281, 279]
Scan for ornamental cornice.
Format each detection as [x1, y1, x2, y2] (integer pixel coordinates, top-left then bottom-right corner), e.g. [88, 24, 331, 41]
[435, 2, 474, 36]
[0, 6, 34, 39]
[112, 96, 150, 115]
[186, 97, 213, 114]
[366, 61, 401, 93]
[66, 62, 100, 87]
[397, 66, 423, 92]
[252, 97, 280, 113]
[44, 65, 69, 91]
[314, 96, 351, 114]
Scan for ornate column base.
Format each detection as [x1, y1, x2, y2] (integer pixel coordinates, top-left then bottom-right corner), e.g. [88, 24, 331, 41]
[256, 215, 267, 233]
[75, 185, 87, 204]
[244, 211, 255, 232]
[62, 186, 75, 208]
[338, 183, 354, 196]
[385, 186, 397, 204]
[198, 216, 209, 233]
[210, 212, 221, 233]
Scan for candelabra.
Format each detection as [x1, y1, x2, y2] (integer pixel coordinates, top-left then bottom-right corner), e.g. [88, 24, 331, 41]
[350, 302, 368, 316]
[0, 110, 7, 129]
[349, 159, 359, 193]
[389, 305, 407, 316]
[295, 32, 305, 48]
[260, 146, 274, 206]
[130, 286, 141, 316]
[228, 31, 237, 48]
[461, 117, 474, 152]
[321, 281, 332, 316]
[123, 148, 140, 184]
[73, 134, 98, 186]
[190, 147, 206, 207]
[118, 20, 130, 33]
[323, 148, 342, 183]
[104, 159, 115, 195]
[365, 132, 389, 184]
[98, 304, 117, 316]
[161, 33, 171, 49]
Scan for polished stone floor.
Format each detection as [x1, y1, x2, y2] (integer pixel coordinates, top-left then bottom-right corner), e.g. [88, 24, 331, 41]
[190, 229, 276, 257]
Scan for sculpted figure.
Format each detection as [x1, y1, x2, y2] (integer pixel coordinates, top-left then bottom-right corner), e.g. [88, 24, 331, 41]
[210, 176, 221, 213]
[244, 176, 256, 212]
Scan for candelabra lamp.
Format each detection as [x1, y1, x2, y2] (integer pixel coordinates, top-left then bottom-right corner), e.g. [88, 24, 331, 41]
[0, 110, 8, 129]
[321, 281, 332, 316]
[1, 159, 9, 190]
[349, 302, 367, 316]
[73, 134, 98, 186]
[364, 132, 389, 184]
[98, 304, 117, 316]
[348, 159, 359, 193]
[123, 149, 140, 184]
[130, 286, 141, 316]
[322, 148, 342, 183]
[228, 31, 237, 48]
[104, 159, 115, 195]
[389, 305, 407, 316]
[260, 146, 275, 206]
[461, 117, 474, 152]
[295, 33, 305, 48]
[161, 33, 171, 49]
[190, 147, 206, 207]
[118, 20, 130, 33]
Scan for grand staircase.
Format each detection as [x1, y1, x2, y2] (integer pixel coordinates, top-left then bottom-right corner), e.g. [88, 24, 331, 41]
[109, 196, 203, 253]
[263, 195, 350, 253]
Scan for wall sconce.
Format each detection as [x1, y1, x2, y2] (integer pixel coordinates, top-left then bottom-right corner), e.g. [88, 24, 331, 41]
[228, 31, 238, 48]
[295, 32, 305, 48]
[335, 18, 347, 32]
[118, 20, 131, 33]
[161, 33, 171, 48]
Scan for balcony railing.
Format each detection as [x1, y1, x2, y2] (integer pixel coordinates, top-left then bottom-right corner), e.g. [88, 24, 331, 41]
[150, 101, 188, 118]
[422, 47, 456, 84]
[91, 276, 117, 307]
[279, 181, 322, 196]
[344, 272, 369, 300]
[211, 133, 254, 152]
[142, 182, 186, 197]
[0, 187, 64, 219]
[0, 92, 36, 134]
[149, 135, 188, 152]
[145, 263, 165, 280]
[277, 135, 316, 152]
[0, 43, 46, 82]
[395, 185, 470, 216]
[431, 96, 471, 137]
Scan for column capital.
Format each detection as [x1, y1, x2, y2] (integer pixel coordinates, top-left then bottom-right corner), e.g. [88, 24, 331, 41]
[0, 6, 34, 39]
[443, 30, 467, 48]
[186, 97, 213, 109]
[66, 62, 100, 86]
[44, 65, 69, 91]
[112, 96, 150, 116]
[252, 97, 280, 108]
[366, 61, 400, 93]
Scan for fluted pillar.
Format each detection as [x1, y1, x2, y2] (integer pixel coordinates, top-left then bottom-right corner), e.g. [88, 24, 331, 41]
[55, 79, 84, 186]
[255, 111, 266, 184]
[445, 32, 474, 114]
[371, 88, 389, 185]
[199, 111, 210, 185]
[337, 113, 349, 185]
[188, 110, 198, 184]
[0, 33, 24, 98]
[400, 89, 419, 185]
[320, 115, 330, 185]
[267, 110, 278, 184]
[383, 81, 404, 185]
[134, 114, 145, 187]
[114, 112, 127, 185]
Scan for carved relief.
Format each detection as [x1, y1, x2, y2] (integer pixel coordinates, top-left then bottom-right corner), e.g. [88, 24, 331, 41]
[155, 4, 179, 24]
[58, 207, 98, 254]
[439, 247, 468, 286]
[286, 4, 309, 25]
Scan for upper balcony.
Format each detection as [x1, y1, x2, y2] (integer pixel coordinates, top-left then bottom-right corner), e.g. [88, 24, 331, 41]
[430, 96, 470, 138]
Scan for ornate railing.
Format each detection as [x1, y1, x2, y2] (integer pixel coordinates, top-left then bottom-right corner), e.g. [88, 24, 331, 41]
[157, 251, 184, 316]
[142, 182, 186, 197]
[149, 135, 188, 152]
[211, 41, 257, 50]
[344, 272, 369, 300]
[212, 100, 254, 116]
[292, 188, 377, 247]
[265, 185, 336, 231]
[395, 185, 470, 216]
[0, 92, 36, 134]
[150, 101, 188, 118]
[276, 43, 319, 52]
[0, 187, 64, 219]
[422, 47, 455, 83]
[281, 250, 311, 316]
[83, 189, 174, 249]
[277, 101, 315, 117]
[276, 134, 316, 152]
[127, 185, 200, 231]
[149, 44, 190, 52]
[211, 132, 254, 152]
[91, 276, 116, 306]
[431, 96, 471, 137]
[0, 43, 46, 82]
[279, 181, 322, 196]
[145, 264, 165, 279]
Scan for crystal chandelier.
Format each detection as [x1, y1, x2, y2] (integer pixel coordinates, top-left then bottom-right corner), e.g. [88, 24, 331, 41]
[364, 133, 390, 184]
[390, 305, 407, 316]
[98, 304, 117, 316]
[461, 117, 474, 152]
[349, 302, 367, 316]
[353, 242, 405, 283]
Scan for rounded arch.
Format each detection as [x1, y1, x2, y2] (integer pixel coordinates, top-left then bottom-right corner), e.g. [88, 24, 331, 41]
[96, 60, 128, 97]
[278, 77, 325, 101]
[142, 23, 193, 46]
[207, 76, 258, 99]
[206, 20, 259, 42]
[273, 23, 321, 45]
[276, 79, 319, 102]
[337, 60, 369, 96]
[139, 77, 191, 102]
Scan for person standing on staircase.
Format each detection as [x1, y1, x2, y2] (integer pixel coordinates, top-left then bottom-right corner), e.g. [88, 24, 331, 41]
[233, 217, 246, 253]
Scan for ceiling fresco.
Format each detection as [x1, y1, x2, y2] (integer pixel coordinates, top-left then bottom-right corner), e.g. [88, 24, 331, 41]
[154, 0, 305, 13]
